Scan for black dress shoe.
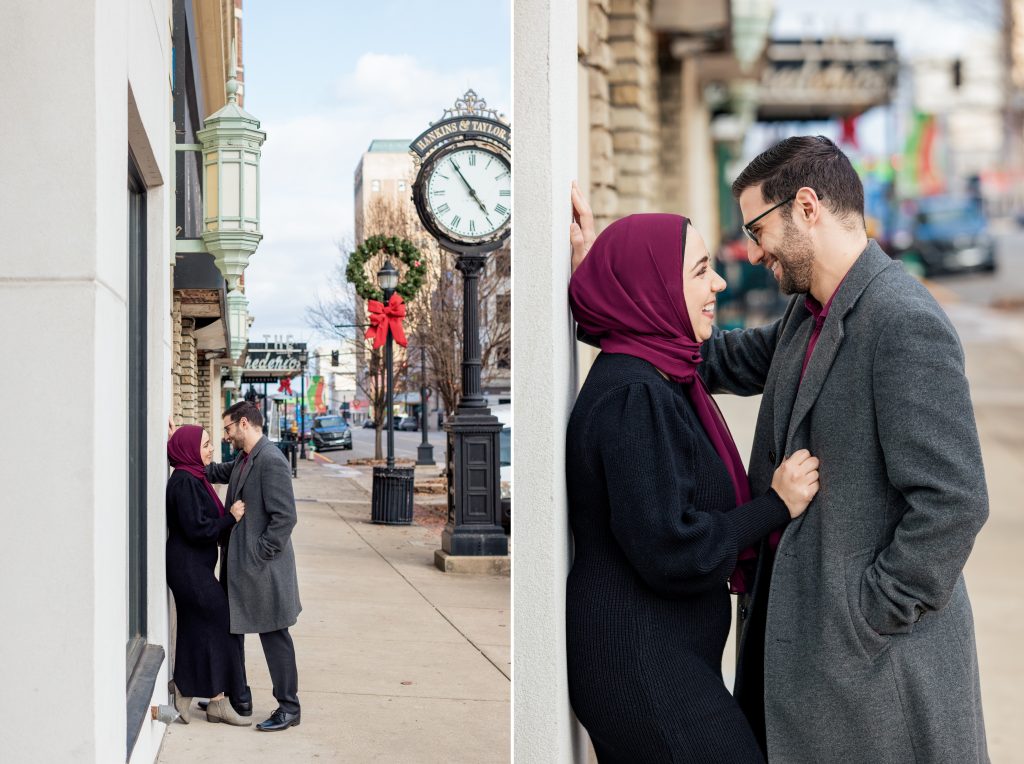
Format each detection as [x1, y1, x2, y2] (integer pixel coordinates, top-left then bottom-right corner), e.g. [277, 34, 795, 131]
[255, 708, 301, 731]
[197, 699, 252, 717]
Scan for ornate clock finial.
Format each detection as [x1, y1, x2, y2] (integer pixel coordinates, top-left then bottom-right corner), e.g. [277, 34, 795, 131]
[441, 89, 506, 123]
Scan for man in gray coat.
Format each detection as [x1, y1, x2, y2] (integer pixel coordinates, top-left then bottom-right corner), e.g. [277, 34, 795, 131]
[207, 400, 303, 732]
[698, 136, 988, 762]
[567, 135, 989, 761]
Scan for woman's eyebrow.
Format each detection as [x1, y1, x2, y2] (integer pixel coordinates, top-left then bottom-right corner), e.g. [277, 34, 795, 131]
[690, 254, 709, 272]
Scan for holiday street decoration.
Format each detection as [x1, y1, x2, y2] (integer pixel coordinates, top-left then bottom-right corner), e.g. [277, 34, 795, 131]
[345, 235, 426, 303]
[365, 293, 408, 349]
[278, 377, 293, 395]
[308, 375, 326, 414]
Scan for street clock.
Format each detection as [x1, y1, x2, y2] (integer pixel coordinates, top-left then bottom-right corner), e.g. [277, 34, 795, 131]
[412, 90, 511, 255]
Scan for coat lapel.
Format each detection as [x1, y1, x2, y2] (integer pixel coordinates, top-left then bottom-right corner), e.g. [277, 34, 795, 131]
[785, 241, 897, 447]
[226, 458, 243, 507]
[233, 435, 269, 501]
[773, 316, 812, 454]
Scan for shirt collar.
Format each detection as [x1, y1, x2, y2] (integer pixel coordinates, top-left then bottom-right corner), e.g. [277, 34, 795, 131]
[804, 274, 848, 322]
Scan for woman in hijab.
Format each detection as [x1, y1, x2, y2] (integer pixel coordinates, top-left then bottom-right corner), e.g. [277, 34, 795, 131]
[565, 210, 820, 762]
[166, 425, 250, 726]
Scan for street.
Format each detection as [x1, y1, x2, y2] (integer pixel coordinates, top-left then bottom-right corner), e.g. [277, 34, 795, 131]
[313, 425, 448, 463]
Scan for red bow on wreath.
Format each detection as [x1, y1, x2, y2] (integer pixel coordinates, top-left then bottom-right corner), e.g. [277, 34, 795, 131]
[365, 293, 408, 349]
[278, 377, 293, 395]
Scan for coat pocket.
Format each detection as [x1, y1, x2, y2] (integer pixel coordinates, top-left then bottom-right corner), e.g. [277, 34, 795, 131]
[249, 534, 271, 566]
[842, 550, 891, 661]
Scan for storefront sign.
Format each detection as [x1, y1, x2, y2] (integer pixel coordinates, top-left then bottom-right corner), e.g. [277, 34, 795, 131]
[243, 342, 307, 375]
[757, 38, 899, 121]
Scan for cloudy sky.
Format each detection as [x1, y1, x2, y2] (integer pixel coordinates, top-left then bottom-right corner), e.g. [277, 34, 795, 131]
[772, 0, 999, 57]
[242, 0, 511, 345]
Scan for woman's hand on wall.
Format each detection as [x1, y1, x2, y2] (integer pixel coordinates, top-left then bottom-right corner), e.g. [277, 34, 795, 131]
[570, 180, 596, 274]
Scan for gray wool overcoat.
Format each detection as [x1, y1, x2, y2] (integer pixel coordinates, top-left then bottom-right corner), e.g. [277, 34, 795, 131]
[206, 436, 302, 634]
[700, 241, 989, 763]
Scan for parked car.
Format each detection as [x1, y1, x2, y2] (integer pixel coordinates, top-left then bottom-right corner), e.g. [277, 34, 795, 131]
[311, 415, 353, 451]
[362, 417, 397, 429]
[398, 415, 418, 431]
[891, 196, 996, 276]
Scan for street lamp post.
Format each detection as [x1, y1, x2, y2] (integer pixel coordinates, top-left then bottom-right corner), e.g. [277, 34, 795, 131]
[417, 345, 435, 465]
[370, 261, 414, 524]
[381, 263, 398, 468]
[299, 359, 307, 460]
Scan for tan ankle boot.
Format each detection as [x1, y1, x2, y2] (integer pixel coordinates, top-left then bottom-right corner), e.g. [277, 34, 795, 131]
[206, 697, 252, 726]
[171, 682, 192, 724]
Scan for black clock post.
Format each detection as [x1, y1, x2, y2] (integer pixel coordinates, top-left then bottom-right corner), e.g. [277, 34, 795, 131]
[439, 250, 508, 560]
[410, 91, 510, 569]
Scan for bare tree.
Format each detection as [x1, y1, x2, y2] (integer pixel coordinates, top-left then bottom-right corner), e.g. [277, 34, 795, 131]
[410, 240, 511, 417]
[309, 185, 511, 455]
[306, 255, 391, 459]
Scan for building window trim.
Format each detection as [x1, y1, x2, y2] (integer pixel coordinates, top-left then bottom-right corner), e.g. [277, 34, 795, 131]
[126, 152, 161, 761]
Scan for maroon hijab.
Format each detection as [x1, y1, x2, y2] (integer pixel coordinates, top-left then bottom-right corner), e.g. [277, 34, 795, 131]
[168, 425, 225, 517]
[569, 213, 759, 592]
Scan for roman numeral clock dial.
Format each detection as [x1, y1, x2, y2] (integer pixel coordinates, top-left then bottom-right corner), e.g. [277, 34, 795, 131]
[425, 147, 511, 244]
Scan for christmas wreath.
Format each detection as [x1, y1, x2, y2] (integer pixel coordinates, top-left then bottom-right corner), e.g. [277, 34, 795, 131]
[346, 235, 426, 302]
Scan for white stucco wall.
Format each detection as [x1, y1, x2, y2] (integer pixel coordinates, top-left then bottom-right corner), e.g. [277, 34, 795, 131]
[0, 1, 172, 761]
[513, 0, 589, 761]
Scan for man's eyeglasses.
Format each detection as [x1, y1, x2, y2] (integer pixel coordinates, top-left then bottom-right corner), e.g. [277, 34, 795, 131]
[224, 419, 240, 435]
[741, 191, 823, 246]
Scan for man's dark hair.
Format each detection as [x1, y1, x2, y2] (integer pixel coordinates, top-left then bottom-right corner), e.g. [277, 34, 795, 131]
[732, 135, 865, 229]
[225, 400, 264, 429]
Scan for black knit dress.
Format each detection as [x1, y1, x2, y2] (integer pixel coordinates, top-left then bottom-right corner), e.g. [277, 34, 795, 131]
[166, 471, 245, 699]
[565, 353, 789, 763]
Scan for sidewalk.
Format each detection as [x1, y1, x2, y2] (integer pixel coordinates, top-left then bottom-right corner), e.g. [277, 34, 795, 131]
[157, 455, 510, 763]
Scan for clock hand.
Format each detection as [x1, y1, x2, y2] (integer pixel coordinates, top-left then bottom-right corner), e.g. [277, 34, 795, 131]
[450, 160, 490, 215]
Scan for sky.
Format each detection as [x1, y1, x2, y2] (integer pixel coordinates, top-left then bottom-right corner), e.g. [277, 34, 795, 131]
[772, 0, 999, 56]
[241, 0, 511, 346]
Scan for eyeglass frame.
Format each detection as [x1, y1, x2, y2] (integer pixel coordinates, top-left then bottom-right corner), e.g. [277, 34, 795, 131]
[223, 417, 243, 436]
[741, 190, 824, 246]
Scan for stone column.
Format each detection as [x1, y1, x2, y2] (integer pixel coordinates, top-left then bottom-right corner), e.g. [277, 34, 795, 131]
[514, 0, 590, 760]
[608, 0, 659, 216]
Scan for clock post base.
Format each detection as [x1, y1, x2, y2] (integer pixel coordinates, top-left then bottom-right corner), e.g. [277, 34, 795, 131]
[442, 410, 509, 559]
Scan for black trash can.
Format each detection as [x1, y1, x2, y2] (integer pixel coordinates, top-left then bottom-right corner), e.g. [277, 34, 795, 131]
[371, 466, 415, 525]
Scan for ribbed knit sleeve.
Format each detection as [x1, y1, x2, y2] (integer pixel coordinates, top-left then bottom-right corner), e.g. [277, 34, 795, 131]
[595, 381, 786, 597]
[168, 473, 236, 544]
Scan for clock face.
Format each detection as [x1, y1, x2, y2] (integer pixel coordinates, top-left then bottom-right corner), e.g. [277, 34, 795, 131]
[425, 147, 510, 242]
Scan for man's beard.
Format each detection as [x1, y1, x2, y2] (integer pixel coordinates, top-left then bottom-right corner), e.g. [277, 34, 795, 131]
[774, 218, 815, 295]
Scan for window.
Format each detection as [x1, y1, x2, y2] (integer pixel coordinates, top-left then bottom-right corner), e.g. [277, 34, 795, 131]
[371, 179, 381, 192]
[398, 181, 406, 192]
[127, 156, 148, 671]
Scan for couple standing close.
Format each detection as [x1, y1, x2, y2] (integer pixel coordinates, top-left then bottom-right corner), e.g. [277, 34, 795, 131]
[565, 136, 989, 762]
[166, 401, 302, 732]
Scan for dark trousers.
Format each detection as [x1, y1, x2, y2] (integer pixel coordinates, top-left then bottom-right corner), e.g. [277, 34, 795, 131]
[235, 628, 300, 714]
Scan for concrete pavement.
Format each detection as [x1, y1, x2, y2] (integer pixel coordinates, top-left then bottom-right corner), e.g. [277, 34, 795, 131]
[157, 456, 510, 763]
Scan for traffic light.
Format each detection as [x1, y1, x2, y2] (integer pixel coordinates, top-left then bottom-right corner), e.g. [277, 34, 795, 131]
[331, 350, 339, 366]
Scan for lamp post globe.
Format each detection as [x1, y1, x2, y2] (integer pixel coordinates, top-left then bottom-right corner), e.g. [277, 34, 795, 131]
[378, 260, 399, 295]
